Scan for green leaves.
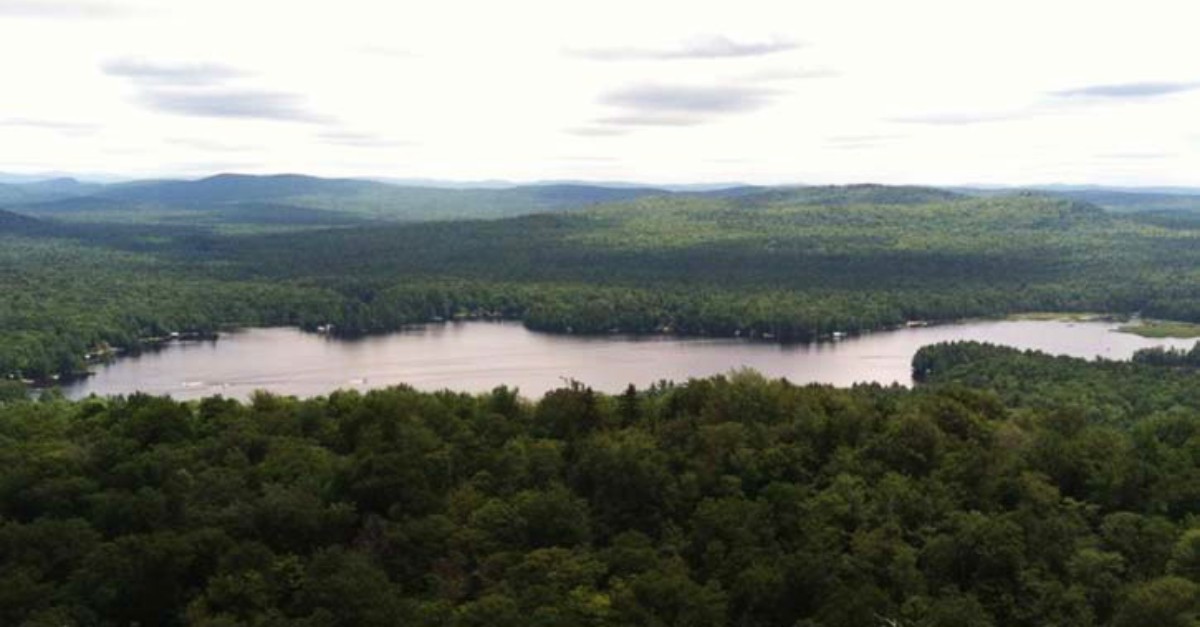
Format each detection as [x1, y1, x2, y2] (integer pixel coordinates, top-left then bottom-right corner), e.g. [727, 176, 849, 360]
[0, 347, 1199, 625]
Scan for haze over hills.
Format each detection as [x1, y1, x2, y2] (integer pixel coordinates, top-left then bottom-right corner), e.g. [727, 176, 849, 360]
[0, 208, 45, 233]
[0, 178, 104, 206]
[366, 177, 758, 192]
[1024, 189, 1200, 213]
[8, 171, 1200, 197]
[0, 173, 681, 228]
[5, 172, 1200, 233]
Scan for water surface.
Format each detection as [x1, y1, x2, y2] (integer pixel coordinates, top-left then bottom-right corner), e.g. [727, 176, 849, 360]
[60, 320, 1197, 400]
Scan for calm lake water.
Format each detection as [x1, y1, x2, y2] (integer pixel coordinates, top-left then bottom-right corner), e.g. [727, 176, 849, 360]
[60, 320, 1198, 401]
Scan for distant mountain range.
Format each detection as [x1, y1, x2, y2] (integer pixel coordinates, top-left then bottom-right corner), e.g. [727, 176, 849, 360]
[953, 185, 1200, 212]
[5, 171, 1200, 193]
[0, 207, 53, 234]
[0, 173, 682, 227]
[1004, 183, 1200, 196]
[3, 173, 1200, 231]
[0, 177, 105, 205]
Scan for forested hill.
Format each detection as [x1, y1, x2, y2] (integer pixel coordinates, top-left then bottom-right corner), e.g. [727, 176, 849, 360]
[2, 175, 970, 230]
[0, 178, 103, 206]
[915, 341, 1200, 422]
[1054, 189, 1200, 212]
[0, 208, 50, 234]
[8, 187, 1200, 379]
[4, 174, 675, 226]
[97, 174, 671, 210]
[0, 344, 1197, 626]
[724, 183, 963, 206]
[12, 175, 1200, 230]
[958, 185, 1200, 214]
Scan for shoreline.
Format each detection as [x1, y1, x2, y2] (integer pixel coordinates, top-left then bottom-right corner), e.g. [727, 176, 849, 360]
[1114, 319, 1200, 339]
[15, 311, 1200, 391]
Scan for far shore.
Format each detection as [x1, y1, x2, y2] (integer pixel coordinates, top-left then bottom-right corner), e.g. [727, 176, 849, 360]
[1115, 319, 1200, 339]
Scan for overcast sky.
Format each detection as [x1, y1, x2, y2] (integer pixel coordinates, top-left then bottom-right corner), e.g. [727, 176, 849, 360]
[2, 0, 1199, 185]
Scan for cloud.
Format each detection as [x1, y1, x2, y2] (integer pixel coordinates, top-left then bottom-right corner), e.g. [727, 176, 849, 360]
[138, 89, 332, 123]
[317, 131, 413, 148]
[596, 83, 779, 127]
[0, 0, 127, 18]
[105, 56, 333, 126]
[602, 84, 778, 114]
[102, 58, 245, 85]
[570, 35, 801, 61]
[0, 117, 98, 134]
[890, 111, 1025, 125]
[1051, 81, 1200, 98]
[891, 82, 1198, 129]
[106, 58, 330, 125]
[596, 114, 707, 127]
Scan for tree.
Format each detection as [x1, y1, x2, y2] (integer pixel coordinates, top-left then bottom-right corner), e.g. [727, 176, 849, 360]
[1113, 576, 1199, 627]
[1168, 529, 1200, 582]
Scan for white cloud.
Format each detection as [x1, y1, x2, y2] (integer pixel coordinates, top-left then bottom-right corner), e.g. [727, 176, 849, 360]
[0, 0, 1198, 186]
[101, 58, 246, 85]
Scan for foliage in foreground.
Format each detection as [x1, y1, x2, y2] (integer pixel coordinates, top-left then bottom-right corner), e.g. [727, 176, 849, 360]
[1, 344, 1199, 626]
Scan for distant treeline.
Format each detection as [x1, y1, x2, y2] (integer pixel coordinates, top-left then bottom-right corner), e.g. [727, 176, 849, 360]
[7, 187, 1200, 379]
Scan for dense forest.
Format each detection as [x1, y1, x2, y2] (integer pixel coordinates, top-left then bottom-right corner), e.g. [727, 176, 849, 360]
[0, 343, 1198, 626]
[6, 183, 1200, 381]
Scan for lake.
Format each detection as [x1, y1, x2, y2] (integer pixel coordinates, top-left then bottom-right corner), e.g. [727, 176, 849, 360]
[59, 320, 1198, 401]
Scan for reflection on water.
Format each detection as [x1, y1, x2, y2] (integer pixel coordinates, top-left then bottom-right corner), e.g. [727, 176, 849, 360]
[60, 320, 1198, 401]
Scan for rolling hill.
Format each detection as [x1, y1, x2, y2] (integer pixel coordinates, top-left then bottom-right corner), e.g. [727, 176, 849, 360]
[0, 208, 50, 234]
[0, 177, 104, 206]
[7, 183, 1200, 380]
[91, 173, 675, 219]
[1045, 188, 1200, 213]
[6, 173, 678, 228]
[956, 185, 1200, 213]
[8, 173, 1200, 235]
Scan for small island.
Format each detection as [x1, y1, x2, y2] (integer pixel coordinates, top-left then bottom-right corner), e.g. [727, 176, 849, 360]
[1116, 319, 1200, 338]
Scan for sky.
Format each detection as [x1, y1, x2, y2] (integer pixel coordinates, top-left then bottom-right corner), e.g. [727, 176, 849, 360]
[1, 0, 1199, 186]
